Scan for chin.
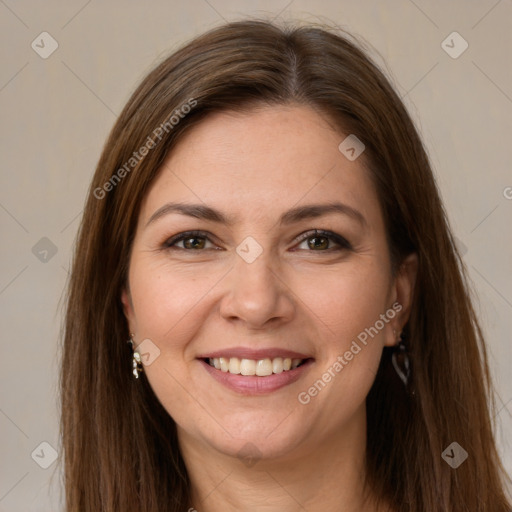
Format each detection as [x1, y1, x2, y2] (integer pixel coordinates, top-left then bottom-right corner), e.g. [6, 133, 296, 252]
[195, 410, 314, 463]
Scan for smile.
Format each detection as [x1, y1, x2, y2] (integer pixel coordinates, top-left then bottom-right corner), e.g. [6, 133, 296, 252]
[198, 352, 314, 394]
[206, 357, 305, 376]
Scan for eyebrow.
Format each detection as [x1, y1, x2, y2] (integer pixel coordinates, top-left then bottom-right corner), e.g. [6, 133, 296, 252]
[145, 201, 367, 229]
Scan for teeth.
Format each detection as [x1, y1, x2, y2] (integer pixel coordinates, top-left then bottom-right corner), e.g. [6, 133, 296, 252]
[208, 356, 305, 376]
[256, 358, 272, 376]
[240, 359, 256, 376]
[219, 357, 229, 372]
[272, 357, 284, 374]
[228, 357, 241, 374]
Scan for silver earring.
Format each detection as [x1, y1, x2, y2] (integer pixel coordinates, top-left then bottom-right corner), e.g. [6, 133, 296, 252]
[391, 331, 411, 387]
[127, 333, 143, 379]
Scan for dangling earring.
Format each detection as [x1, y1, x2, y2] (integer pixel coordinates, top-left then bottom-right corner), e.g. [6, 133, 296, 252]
[127, 333, 143, 379]
[391, 330, 411, 389]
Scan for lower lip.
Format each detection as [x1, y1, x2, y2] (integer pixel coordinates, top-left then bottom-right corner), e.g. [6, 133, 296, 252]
[199, 359, 314, 395]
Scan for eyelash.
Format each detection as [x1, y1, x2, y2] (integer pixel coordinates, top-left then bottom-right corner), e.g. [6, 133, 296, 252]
[162, 229, 352, 252]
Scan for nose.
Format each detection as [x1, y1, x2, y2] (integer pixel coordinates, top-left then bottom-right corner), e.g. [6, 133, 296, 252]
[219, 248, 296, 330]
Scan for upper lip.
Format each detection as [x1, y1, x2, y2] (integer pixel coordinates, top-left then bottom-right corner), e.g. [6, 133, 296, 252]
[197, 347, 312, 360]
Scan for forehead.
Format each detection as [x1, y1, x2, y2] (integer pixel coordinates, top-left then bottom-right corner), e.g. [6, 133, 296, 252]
[139, 105, 380, 227]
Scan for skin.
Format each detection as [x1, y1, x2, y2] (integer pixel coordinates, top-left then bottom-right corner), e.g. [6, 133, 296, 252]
[122, 104, 417, 512]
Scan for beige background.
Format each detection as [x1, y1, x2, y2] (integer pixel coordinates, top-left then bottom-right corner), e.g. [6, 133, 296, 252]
[1, 1, 511, 510]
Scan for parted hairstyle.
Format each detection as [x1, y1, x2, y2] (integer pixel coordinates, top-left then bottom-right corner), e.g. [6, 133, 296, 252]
[59, 19, 511, 511]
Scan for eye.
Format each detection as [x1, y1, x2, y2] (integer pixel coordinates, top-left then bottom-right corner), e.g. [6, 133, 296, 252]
[293, 229, 352, 252]
[162, 229, 352, 252]
[163, 230, 218, 250]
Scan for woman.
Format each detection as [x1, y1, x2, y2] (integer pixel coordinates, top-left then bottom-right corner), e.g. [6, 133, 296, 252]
[60, 19, 511, 511]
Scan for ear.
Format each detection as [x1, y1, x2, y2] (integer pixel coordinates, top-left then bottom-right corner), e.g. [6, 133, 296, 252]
[121, 286, 137, 335]
[384, 253, 418, 347]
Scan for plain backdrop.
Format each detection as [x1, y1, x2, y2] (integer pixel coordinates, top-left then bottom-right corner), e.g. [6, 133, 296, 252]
[0, 1, 511, 510]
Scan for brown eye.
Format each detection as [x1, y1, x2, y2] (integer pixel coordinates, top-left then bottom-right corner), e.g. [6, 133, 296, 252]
[163, 231, 216, 250]
[294, 229, 351, 252]
[306, 235, 330, 250]
[182, 236, 206, 249]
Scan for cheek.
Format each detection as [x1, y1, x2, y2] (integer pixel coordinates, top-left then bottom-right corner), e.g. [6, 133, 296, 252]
[290, 257, 391, 410]
[296, 274, 389, 428]
[128, 261, 210, 426]
[291, 258, 392, 343]
[129, 258, 220, 344]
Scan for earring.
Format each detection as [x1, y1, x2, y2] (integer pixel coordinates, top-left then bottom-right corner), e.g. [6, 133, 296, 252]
[391, 330, 411, 388]
[127, 333, 143, 379]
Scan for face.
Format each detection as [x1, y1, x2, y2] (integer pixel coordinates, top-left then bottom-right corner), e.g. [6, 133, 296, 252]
[122, 105, 416, 463]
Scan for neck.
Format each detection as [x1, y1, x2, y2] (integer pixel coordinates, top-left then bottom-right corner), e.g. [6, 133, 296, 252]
[178, 406, 390, 512]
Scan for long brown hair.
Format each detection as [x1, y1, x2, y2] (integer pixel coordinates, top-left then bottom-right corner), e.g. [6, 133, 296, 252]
[59, 19, 511, 511]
